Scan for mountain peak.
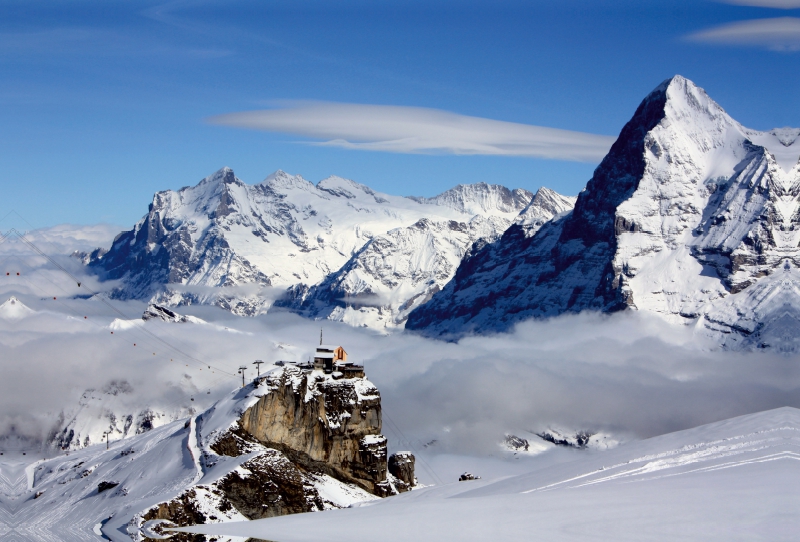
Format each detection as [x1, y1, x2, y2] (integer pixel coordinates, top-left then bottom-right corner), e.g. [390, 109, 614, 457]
[197, 166, 239, 187]
[425, 183, 533, 216]
[261, 169, 315, 191]
[317, 176, 377, 198]
[0, 296, 34, 320]
[514, 187, 576, 235]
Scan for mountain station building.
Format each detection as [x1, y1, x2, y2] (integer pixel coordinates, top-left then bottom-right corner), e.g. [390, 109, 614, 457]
[313, 345, 364, 378]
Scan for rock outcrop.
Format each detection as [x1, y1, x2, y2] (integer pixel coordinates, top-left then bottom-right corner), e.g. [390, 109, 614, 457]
[138, 366, 414, 539]
[234, 367, 389, 494]
[141, 303, 204, 323]
[388, 451, 416, 492]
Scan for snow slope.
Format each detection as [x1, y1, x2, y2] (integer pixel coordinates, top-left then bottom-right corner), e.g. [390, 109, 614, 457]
[175, 406, 800, 542]
[408, 75, 800, 350]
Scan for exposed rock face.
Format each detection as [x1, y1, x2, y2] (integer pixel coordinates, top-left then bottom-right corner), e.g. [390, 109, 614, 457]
[25, 366, 415, 540]
[141, 303, 204, 323]
[407, 75, 800, 351]
[388, 452, 416, 492]
[137, 366, 415, 538]
[503, 435, 530, 452]
[237, 367, 387, 493]
[537, 430, 594, 449]
[215, 450, 321, 518]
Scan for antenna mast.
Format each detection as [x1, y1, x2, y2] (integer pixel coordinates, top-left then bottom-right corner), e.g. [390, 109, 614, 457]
[320, 328, 323, 345]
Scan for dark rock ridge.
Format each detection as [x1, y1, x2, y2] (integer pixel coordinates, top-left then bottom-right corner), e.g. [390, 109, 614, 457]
[406, 80, 668, 334]
[537, 430, 594, 449]
[141, 303, 200, 323]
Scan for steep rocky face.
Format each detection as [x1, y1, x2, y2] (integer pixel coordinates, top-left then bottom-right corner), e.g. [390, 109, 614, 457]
[92, 168, 273, 311]
[89, 170, 537, 324]
[407, 75, 800, 350]
[406, 83, 671, 334]
[138, 366, 414, 539]
[235, 367, 388, 493]
[388, 451, 416, 492]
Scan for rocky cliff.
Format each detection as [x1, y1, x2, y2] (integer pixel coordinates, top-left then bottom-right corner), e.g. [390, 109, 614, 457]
[139, 366, 413, 539]
[230, 366, 390, 494]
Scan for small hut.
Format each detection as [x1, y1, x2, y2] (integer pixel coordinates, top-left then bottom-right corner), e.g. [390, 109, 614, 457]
[313, 345, 347, 374]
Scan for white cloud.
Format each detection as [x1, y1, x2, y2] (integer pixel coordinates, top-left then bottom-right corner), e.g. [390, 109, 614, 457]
[208, 102, 615, 163]
[3, 231, 798, 456]
[719, 0, 800, 8]
[687, 17, 800, 51]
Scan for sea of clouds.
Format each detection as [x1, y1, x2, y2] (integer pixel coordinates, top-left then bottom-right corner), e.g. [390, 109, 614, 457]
[1, 225, 799, 461]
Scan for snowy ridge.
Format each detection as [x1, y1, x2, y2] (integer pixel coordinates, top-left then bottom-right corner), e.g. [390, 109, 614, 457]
[414, 182, 534, 215]
[281, 214, 516, 328]
[407, 75, 800, 350]
[283, 186, 573, 329]
[90, 170, 551, 327]
[51, 379, 196, 452]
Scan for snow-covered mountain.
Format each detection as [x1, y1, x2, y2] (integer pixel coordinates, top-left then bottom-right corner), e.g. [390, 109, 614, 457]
[407, 75, 800, 351]
[90, 171, 556, 328]
[280, 187, 574, 328]
[0, 296, 34, 320]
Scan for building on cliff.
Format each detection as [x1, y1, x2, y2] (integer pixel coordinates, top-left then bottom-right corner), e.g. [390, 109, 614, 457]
[313, 344, 346, 372]
[313, 344, 364, 378]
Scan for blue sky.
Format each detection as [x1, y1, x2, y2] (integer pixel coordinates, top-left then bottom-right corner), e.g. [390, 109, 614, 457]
[2, 0, 800, 228]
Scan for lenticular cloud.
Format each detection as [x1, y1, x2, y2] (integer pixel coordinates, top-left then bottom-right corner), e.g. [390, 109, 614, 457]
[208, 101, 615, 162]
